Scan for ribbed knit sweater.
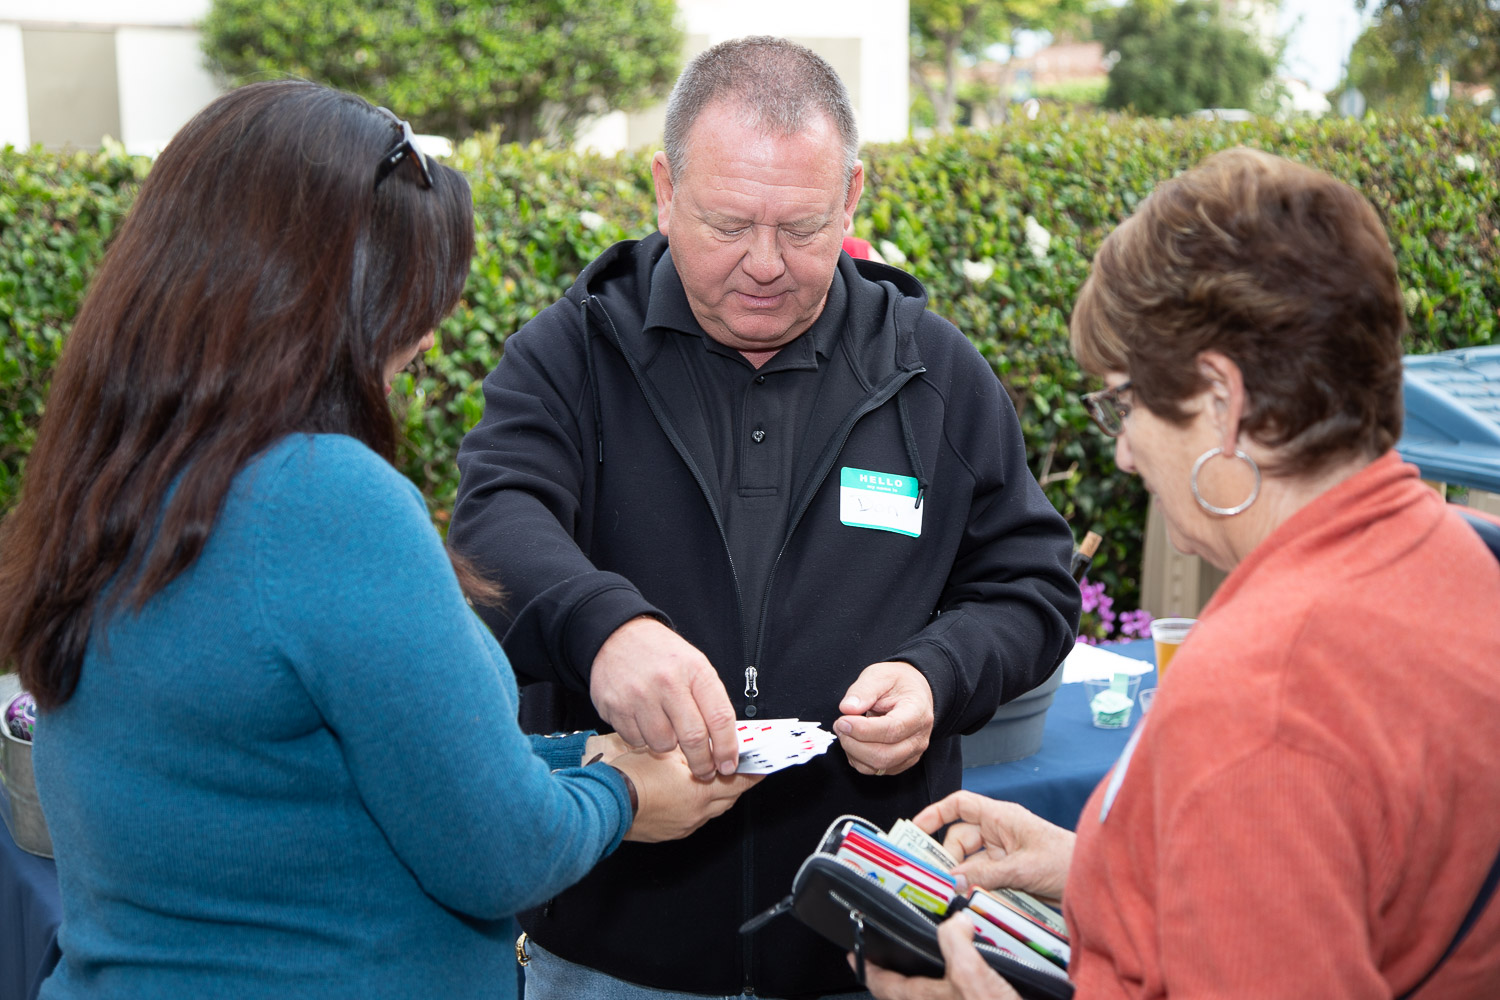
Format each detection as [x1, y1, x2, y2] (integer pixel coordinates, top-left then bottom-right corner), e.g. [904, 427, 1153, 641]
[1067, 453, 1500, 998]
[34, 434, 631, 1000]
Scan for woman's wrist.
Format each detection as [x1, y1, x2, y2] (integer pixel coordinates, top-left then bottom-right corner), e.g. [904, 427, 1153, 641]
[615, 766, 639, 815]
[586, 753, 638, 817]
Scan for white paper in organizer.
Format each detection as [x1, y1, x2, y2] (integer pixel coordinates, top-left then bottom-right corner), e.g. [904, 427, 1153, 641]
[1061, 642, 1155, 684]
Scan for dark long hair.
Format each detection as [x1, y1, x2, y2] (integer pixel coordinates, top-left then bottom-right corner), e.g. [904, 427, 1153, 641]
[0, 80, 476, 708]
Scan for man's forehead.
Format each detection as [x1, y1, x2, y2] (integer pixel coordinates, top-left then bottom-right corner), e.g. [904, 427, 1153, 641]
[674, 102, 843, 173]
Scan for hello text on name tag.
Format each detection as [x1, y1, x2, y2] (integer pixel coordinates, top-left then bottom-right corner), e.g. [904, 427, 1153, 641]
[838, 467, 923, 537]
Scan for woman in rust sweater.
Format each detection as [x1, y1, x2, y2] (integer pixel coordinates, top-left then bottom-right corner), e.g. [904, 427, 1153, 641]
[867, 148, 1500, 999]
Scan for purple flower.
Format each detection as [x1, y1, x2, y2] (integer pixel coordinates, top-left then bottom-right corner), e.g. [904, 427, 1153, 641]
[1079, 579, 1105, 615]
[1119, 608, 1154, 640]
[1076, 577, 1151, 647]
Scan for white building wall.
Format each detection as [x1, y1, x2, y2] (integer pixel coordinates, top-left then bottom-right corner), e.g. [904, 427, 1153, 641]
[0, 23, 29, 148]
[580, 0, 909, 154]
[675, 0, 909, 144]
[0, 0, 209, 26]
[1, 0, 216, 154]
[116, 26, 220, 156]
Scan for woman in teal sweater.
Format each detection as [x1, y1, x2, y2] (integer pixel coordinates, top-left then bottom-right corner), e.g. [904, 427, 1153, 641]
[0, 81, 758, 999]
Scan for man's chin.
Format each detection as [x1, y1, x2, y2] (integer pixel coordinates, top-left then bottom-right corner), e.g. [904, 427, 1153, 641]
[713, 316, 812, 353]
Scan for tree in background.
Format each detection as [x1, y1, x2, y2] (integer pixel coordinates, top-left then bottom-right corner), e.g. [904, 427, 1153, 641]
[1345, 19, 1430, 113]
[1348, 1, 1500, 111]
[910, 0, 1089, 133]
[1099, 0, 1278, 117]
[201, 0, 682, 144]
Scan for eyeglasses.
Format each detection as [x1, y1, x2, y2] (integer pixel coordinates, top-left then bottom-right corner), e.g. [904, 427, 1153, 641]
[373, 107, 433, 191]
[1082, 380, 1134, 437]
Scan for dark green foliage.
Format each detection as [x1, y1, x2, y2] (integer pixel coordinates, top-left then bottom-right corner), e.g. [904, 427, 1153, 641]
[4, 113, 1498, 609]
[200, 0, 683, 144]
[0, 143, 148, 515]
[1100, 0, 1278, 117]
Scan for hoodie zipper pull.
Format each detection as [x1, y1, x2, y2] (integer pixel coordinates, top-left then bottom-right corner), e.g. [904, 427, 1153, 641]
[744, 665, 759, 717]
[739, 893, 793, 935]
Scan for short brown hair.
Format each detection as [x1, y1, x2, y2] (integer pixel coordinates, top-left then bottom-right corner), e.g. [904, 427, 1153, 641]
[662, 36, 859, 189]
[1071, 147, 1407, 477]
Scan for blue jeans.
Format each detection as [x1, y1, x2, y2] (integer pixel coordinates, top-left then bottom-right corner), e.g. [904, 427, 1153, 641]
[523, 938, 874, 1000]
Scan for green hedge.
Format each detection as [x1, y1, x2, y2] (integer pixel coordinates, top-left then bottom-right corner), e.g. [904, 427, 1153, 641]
[4, 112, 1498, 609]
[0, 143, 148, 508]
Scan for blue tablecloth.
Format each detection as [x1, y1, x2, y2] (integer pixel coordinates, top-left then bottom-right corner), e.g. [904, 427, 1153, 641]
[0, 782, 61, 1000]
[962, 640, 1156, 831]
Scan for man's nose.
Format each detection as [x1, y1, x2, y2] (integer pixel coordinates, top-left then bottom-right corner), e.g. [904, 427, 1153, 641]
[741, 226, 786, 284]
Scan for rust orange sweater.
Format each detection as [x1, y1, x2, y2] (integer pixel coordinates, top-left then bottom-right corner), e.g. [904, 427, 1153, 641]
[1066, 453, 1500, 999]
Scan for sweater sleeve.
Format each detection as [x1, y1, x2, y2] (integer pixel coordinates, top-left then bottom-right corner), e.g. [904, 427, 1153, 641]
[889, 327, 1080, 735]
[252, 436, 631, 919]
[449, 300, 666, 692]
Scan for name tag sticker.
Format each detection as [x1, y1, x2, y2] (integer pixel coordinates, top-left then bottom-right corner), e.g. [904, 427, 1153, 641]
[839, 467, 923, 537]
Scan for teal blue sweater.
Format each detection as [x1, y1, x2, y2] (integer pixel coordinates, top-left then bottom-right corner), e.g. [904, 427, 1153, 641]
[34, 434, 631, 999]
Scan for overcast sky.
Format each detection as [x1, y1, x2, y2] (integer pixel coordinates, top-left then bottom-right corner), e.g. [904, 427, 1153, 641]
[1277, 0, 1371, 92]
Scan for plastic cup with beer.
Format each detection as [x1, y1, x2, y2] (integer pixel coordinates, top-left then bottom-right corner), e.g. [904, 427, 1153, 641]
[1149, 617, 1197, 678]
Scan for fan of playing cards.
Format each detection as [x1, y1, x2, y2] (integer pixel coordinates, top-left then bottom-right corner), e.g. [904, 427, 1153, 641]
[735, 718, 837, 774]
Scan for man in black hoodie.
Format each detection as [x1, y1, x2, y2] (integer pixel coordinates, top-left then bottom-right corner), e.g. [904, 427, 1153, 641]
[450, 35, 1080, 1000]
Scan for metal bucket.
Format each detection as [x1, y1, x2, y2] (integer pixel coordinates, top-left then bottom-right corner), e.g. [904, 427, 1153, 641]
[1, 680, 53, 858]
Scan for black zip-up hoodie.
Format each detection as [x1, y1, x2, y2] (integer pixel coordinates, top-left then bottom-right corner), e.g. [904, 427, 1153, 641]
[451, 233, 1080, 997]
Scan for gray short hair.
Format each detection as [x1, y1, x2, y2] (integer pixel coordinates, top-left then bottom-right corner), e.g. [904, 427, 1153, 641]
[662, 36, 860, 190]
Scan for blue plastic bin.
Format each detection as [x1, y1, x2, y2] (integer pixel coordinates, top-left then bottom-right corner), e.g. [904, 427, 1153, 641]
[1398, 346, 1500, 493]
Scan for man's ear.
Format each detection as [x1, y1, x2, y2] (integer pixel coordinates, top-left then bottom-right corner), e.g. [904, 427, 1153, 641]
[843, 161, 865, 231]
[1197, 350, 1247, 452]
[650, 152, 675, 233]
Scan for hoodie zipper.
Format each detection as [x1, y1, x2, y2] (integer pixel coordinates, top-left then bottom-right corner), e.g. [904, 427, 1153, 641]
[583, 292, 926, 995]
[586, 294, 764, 991]
[739, 365, 925, 994]
[751, 365, 926, 683]
[583, 295, 755, 676]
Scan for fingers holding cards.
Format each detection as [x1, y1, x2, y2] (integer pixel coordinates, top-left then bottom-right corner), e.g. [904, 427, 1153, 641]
[735, 719, 836, 774]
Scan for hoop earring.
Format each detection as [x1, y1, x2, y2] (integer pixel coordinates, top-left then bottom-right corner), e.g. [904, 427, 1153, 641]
[1191, 447, 1260, 516]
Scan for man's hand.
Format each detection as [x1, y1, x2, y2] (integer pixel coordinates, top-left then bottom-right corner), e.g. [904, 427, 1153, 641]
[835, 661, 934, 776]
[589, 617, 739, 780]
[860, 917, 1022, 1000]
[913, 791, 1075, 905]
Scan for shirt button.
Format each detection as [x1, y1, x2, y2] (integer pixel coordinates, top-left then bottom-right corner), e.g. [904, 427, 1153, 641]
[751, 429, 766, 443]
[754, 375, 766, 384]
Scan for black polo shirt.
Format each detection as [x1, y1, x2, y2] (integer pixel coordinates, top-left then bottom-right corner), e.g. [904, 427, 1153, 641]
[642, 251, 848, 620]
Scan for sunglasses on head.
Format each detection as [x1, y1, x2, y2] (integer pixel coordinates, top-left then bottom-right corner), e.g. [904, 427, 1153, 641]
[373, 107, 433, 191]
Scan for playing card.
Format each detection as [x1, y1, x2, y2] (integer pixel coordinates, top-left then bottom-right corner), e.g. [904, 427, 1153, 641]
[735, 718, 836, 774]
